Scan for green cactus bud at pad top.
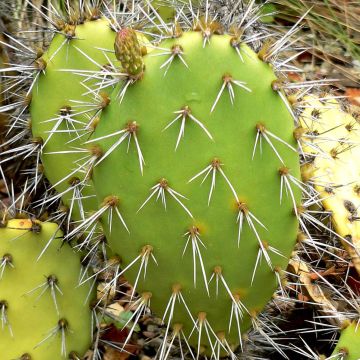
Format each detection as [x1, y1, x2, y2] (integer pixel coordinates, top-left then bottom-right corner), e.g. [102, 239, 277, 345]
[91, 29, 301, 354]
[0, 219, 93, 359]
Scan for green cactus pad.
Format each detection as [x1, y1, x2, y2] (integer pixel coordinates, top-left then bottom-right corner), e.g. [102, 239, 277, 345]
[0, 219, 93, 359]
[332, 322, 360, 360]
[30, 19, 117, 220]
[91, 30, 301, 353]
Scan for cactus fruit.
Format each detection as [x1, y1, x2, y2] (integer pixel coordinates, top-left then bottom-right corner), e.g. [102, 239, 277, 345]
[87, 14, 303, 354]
[298, 96, 360, 273]
[0, 218, 93, 359]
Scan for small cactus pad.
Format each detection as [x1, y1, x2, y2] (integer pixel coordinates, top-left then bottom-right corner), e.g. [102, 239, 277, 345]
[30, 19, 117, 220]
[91, 30, 301, 353]
[332, 322, 360, 360]
[299, 96, 360, 273]
[0, 219, 93, 359]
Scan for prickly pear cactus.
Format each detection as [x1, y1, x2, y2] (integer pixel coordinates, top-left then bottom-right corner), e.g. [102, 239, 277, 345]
[89, 23, 301, 354]
[299, 96, 360, 273]
[30, 19, 117, 220]
[0, 219, 93, 359]
[4, 0, 357, 358]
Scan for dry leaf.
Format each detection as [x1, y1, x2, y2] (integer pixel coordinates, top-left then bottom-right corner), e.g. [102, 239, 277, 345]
[345, 88, 360, 106]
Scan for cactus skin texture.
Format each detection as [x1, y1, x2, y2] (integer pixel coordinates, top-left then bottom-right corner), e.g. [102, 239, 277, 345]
[0, 219, 93, 359]
[91, 30, 301, 353]
[331, 322, 360, 360]
[30, 19, 117, 219]
[299, 97, 360, 274]
[152, 0, 176, 21]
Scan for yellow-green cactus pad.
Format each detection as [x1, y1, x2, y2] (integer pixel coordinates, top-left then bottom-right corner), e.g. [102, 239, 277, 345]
[299, 96, 360, 273]
[30, 19, 117, 221]
[0, 219, 93, 359]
